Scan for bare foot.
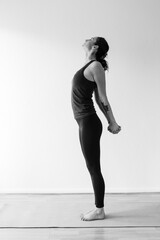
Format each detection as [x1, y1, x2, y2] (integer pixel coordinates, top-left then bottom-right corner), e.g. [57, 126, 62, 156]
[80, 208, 106, 221]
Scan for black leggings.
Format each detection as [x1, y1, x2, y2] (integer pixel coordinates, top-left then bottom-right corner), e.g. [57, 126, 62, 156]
[76, 113, 105, 208]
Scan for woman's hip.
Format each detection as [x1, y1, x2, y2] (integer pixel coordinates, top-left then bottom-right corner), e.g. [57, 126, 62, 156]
[76, 113, 102, 133]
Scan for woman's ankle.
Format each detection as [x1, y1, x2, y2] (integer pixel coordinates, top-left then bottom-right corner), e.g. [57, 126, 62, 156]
[96, 207, 104, 212]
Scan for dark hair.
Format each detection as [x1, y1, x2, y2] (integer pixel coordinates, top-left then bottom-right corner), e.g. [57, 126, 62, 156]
[95, 37, 109, 71]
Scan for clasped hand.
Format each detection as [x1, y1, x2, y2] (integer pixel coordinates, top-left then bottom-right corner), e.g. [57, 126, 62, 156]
[108, 122, 121, 134]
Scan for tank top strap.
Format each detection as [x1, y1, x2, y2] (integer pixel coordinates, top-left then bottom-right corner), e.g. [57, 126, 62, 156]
[82, 60, 96, 70]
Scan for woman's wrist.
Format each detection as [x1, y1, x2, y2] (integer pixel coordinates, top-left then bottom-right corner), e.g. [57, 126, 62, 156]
[108, 120, 116, 125]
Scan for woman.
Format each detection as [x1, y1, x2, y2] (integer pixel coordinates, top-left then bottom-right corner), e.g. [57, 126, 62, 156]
[71, 37, 121, 221]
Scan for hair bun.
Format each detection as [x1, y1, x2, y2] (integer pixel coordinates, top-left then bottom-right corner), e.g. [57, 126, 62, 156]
[100, 52, 108, 60]
[98, 58, 108, 71]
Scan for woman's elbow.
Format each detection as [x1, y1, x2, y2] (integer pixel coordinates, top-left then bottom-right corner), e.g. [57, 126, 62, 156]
[100, 96, 109, 106]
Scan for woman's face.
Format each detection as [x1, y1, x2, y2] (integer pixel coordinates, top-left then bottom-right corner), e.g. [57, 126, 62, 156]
[82, 37, 98, 51]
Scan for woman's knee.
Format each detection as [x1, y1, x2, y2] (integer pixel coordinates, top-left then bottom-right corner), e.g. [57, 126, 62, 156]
[86, 163, 101, 175]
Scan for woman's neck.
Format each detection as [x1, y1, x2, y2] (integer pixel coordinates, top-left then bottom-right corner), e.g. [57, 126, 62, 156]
[85, 56, 96, 64]
[84, 52, 96, 64]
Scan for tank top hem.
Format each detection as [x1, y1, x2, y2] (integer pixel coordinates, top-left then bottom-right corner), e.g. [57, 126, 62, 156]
[74, 111, 97, 120]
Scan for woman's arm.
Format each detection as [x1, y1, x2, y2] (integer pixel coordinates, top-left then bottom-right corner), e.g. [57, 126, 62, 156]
[90, 61, 117, 124]
[94, 87, 116, 124]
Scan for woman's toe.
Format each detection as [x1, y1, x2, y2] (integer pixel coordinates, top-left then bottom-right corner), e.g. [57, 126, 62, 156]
[80, 215, 84, 220]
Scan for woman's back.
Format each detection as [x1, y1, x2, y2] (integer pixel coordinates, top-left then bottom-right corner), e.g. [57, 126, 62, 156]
[71, 60, 97, 120]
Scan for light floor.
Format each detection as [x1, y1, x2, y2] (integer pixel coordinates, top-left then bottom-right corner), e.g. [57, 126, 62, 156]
[0, 193, 160, 239]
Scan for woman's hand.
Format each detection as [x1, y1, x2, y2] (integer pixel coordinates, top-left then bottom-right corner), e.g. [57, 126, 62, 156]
[108, 122, 121, 134]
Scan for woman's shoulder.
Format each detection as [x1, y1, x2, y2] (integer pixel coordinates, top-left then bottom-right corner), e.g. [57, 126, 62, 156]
[89, 60, 104, 71]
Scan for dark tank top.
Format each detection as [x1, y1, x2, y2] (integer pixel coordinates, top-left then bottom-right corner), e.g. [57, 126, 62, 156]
[71, 60, 97, 120]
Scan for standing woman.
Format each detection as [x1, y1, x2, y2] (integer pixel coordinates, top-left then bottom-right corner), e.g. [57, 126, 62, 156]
[71, 37, 121, 221]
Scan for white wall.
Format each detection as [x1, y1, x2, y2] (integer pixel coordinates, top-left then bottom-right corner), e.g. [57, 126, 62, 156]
[0, 0, 160, 193]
